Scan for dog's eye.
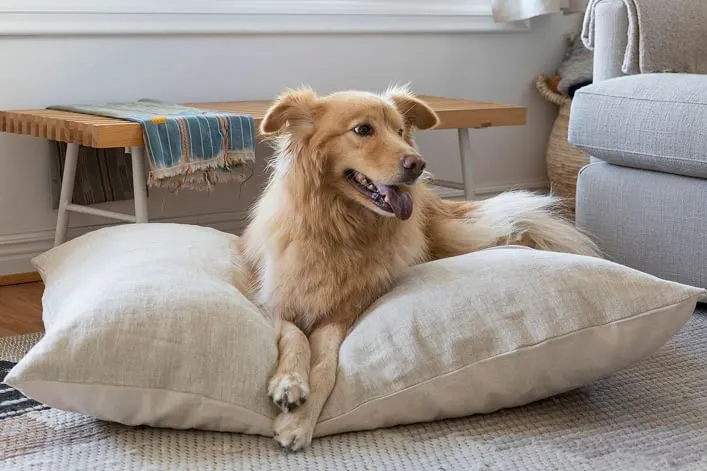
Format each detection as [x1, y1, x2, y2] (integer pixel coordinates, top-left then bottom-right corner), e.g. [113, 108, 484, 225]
[397, 129, 404, 137]
[352, 124, 374, 137]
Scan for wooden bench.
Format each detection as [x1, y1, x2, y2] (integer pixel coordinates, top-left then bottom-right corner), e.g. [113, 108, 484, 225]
[0, 96, 526, 246]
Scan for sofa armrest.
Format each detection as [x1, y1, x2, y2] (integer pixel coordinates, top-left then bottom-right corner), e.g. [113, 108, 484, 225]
[592, 0, 629, 81]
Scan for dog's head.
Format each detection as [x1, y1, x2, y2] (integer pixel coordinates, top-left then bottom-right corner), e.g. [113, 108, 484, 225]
[260, 85, 439, 221]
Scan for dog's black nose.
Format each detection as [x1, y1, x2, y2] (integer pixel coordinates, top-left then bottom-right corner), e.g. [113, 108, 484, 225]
[401, 154, 426, 180]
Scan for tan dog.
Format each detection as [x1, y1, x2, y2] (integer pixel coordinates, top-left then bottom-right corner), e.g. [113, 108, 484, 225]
[240, 86, 600, 451]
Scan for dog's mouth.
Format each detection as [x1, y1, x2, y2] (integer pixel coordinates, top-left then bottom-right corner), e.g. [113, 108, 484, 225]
[345, 169, 413, 220]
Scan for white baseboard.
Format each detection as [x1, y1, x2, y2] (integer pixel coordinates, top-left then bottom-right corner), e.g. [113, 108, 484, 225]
[432, 179, 549, 199]
[476, 179, 550, 196]
[0, 179, 549, 276]
[0, 210, 250, 276]
[429, 184, 465, 200]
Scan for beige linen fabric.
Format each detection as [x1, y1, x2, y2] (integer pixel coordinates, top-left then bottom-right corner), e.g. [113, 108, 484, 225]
[7, 224, 278, 435]
[316, 247, 704, 436]
[6, 224, 705, 438]
[3, 312, 707, 471]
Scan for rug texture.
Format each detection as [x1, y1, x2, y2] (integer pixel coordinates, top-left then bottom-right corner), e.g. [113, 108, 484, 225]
[2, 311, 706, 471]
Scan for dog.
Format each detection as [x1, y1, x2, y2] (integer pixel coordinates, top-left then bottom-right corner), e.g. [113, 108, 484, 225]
[240, 85, 600, 451]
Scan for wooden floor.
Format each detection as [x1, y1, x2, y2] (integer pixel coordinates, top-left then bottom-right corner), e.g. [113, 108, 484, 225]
[0, 282, 44, 336]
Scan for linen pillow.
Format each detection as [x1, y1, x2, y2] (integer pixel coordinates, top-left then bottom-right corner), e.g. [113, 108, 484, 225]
[6, 223, 705, 438]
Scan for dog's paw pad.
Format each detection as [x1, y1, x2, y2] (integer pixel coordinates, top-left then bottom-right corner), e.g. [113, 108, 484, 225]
[268, 373, 309, 412]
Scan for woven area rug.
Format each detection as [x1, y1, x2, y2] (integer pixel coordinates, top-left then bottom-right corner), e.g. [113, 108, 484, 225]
[2, 310, 707, 471]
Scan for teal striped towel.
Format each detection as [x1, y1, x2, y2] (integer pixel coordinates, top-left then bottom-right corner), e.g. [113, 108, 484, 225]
[48, 100, 256, 191]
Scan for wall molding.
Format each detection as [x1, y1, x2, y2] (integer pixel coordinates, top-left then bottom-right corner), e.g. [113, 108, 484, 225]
[434, 178, 549, 198]
[0, 209, 251, 275]
[0, 271, 42, 286]
[0, 1, 529, 35]
[0, 179, 548, 276]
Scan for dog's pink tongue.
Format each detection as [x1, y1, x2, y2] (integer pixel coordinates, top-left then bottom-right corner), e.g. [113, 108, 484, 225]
[377, 184, 413, 220]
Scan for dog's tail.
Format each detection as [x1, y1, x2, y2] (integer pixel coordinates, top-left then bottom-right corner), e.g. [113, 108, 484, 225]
[469, 190, 601, 257]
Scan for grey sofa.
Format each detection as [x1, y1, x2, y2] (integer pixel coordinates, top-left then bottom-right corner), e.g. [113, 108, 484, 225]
[568, 2, 707, 289]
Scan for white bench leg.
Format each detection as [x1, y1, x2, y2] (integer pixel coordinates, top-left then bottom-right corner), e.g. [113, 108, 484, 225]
[130, 146, 149, 223]
[54, 143, 79, 246]
[457, 128, 475, 200]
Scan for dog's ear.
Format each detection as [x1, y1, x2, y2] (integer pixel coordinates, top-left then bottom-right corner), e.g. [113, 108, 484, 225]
[260, 87, 319, 135]
[385, 85, 439, 131]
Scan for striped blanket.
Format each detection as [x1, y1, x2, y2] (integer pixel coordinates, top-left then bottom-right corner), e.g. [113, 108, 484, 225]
[48, 100, 256, 191]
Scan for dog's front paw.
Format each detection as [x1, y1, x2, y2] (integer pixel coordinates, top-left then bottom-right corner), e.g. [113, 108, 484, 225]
[268, 373, 309, 412]
[273, 410, 314, 451]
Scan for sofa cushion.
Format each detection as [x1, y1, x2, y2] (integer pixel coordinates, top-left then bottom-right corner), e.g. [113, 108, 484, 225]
[569, 73, 707, 179]
[576, 161, 707, 290]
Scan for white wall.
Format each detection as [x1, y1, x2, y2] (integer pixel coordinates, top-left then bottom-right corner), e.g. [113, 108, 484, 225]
[0, 14, 580, 274]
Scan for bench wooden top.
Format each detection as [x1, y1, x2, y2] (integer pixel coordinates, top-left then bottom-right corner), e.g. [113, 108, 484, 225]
[0, 96, 526, 149]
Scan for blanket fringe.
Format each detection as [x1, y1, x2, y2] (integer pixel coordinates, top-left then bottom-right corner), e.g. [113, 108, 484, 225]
[147, 150, 254, 192]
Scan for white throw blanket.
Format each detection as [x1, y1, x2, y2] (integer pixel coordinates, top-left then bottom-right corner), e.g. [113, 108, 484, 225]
[582, 0, 707, 75]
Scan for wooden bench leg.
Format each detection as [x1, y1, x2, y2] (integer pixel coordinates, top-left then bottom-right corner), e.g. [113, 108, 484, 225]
[130, 146, 149, 223]
[54, 143, 79, 246]
[457, 128, 475, 200]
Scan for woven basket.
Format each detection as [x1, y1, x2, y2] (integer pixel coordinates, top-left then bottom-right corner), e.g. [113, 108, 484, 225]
[536, 75, 589, 216]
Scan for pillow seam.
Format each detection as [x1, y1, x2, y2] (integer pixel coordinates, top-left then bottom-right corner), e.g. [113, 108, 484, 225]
[318, 293, 703, 426]
[11, 378, 275, 424]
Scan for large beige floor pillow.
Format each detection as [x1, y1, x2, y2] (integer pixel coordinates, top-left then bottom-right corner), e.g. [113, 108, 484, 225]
[6, 223, 705, 437]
